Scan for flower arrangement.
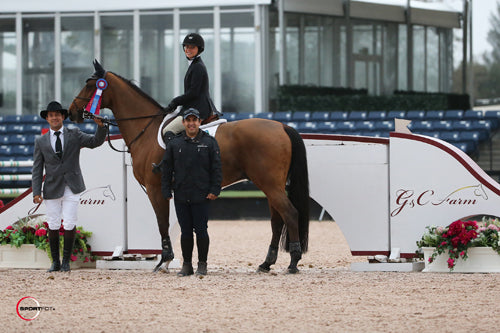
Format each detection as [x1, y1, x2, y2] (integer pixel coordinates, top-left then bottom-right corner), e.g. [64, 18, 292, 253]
[416, 217, 500, 271]
[0, 216, 96, 263]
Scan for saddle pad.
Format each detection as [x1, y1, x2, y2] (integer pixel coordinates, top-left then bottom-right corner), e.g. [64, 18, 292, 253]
[157, 116, 227, 149]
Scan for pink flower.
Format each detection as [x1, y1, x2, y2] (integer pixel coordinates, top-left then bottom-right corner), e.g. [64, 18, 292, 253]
[488, 224, 499, 231]
[460, 251, 465, 257]
[428, 258, 433, 263]
[76, 230, 81, 233]
[70, 255, 78, 262]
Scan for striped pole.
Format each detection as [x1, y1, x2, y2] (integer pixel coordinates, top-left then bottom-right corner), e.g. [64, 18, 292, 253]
[0, 188, 29, 196]
[0, 161, 33, 167]
[0, 174, 32, 181]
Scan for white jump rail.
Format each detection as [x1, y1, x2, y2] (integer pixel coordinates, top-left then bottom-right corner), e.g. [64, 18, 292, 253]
[0, 160, 33, 197]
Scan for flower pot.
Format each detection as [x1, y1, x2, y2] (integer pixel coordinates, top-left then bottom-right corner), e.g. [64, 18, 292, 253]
[422, 247, 500, 273]
[0, 244, 95, 269]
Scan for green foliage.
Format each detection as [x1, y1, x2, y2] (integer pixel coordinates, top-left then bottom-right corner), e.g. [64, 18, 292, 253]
[1, 216, 96, 263]
[277, 85, 467, 111]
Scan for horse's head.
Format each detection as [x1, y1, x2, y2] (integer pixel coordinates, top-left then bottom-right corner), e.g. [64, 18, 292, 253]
[68, 59, 108, 123]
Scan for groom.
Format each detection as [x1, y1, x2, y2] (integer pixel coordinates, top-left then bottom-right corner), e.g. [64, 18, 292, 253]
[32, 101, 106, 272]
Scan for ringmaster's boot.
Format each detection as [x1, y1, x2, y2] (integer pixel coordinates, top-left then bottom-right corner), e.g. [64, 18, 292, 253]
[177, 237, 194, 277]
[152, 131, 175, 174]
[195, 236, 210, 276]
[61, 227, 76, 272]
[47, 229, 61, 272]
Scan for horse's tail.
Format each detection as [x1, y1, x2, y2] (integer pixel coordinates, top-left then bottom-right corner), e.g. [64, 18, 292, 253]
[281, 125, 310, 253]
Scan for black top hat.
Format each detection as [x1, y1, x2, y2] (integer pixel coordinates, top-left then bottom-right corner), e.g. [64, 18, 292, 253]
[183, 108, 200, 119]
[40, 101, 68, 119]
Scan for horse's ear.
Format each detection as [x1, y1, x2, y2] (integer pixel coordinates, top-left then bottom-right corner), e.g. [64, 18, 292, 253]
[93, 59, 105, 78]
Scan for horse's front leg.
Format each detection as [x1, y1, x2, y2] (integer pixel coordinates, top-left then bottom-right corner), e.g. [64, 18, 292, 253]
[147, 185, 174, 273]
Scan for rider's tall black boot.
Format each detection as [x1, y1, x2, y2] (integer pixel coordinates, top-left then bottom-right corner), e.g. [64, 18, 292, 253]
[152, 131, 175, 174]
[61, 227, 76, 272]
[47, 229, 61, 272]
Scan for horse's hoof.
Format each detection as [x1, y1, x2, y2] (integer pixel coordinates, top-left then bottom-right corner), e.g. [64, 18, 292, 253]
[287, 267, 299, 274]
[257, 262, 271, 273]
[257, 266, 270, 273]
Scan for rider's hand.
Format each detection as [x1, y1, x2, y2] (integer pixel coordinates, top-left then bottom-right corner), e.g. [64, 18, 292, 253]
[164, 102, 177, 114]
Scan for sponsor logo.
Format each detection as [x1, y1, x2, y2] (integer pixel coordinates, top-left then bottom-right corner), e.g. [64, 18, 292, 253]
[80, 184, 116, 206]
[391, 184, 488, 217]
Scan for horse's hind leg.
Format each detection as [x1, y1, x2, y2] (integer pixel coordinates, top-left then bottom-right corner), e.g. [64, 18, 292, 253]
[257, 207, 283, 273]
[268, 192, 302, 274]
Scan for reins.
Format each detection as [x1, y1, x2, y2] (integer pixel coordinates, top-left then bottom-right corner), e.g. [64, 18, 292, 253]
[82, 110, 164, 153]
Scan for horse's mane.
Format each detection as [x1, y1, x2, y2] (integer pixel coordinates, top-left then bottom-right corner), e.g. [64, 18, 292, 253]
[110, 71, 164, 110]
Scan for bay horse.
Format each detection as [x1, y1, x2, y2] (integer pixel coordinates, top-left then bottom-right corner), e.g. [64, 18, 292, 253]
[69, 60, 309, 274]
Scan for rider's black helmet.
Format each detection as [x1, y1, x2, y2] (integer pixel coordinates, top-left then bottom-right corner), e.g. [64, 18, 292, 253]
[182, 33, 204, 55]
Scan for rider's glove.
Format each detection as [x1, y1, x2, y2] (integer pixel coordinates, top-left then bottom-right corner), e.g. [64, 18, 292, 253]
[164, 102, 177, 114]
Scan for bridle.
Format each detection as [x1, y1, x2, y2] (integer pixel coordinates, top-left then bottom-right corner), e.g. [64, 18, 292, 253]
[72, 77, 165, 153]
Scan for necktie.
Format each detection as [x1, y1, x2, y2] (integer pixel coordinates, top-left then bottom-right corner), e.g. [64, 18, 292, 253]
[55, 131, 62, 158]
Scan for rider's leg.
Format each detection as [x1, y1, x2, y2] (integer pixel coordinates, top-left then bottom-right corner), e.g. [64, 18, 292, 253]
[152, 116, 185, 174]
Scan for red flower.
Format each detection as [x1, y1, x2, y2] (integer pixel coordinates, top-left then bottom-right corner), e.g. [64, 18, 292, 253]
[5, 225, 13, 230]
[76, 230, 81, 233]
[447, 258, 455, 268]
[43, 222, 49, 229]
[70, 255, 78, 262]
[35, 228, 47, 237]
[83, 257, 89, 263]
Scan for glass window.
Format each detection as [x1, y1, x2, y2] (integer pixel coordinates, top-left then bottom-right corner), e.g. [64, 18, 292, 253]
[352, 23, 382, 94]
[179, 13, 214, 98]
[427, 27, 439, 92]
[413, 25, 425, 91]
[398, 24, 407, 91]
[439, 28, 453, 92]
[285, 13, 300, 84]
[23, 17, 55, 114]
[382, 23, 398, 95]
[221, 12, 254, 113]
[101, 15, 133, 78]
[268, 10, 280, 110]
[0, 19, 16, 115]
[61, 16, 94, 107]
[140, 14, 174, 106]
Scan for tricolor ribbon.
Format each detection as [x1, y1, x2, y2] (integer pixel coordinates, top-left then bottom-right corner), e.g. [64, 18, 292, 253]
[85, 78, 108, 115]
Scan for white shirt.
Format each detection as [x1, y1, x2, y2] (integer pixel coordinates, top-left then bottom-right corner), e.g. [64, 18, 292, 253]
[50, 127, 64, 154]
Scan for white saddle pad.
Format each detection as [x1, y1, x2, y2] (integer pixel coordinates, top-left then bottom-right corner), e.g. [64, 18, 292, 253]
[157, 115, 227, 149]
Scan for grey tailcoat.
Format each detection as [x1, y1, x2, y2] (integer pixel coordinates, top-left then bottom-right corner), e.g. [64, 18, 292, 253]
[32, 126, 107, 200]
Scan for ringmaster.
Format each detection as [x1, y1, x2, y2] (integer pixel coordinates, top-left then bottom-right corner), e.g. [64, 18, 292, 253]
[32, 101, 106, 272]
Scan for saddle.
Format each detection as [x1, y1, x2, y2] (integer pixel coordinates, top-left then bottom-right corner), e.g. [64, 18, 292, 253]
[157, 112, 226, 149]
